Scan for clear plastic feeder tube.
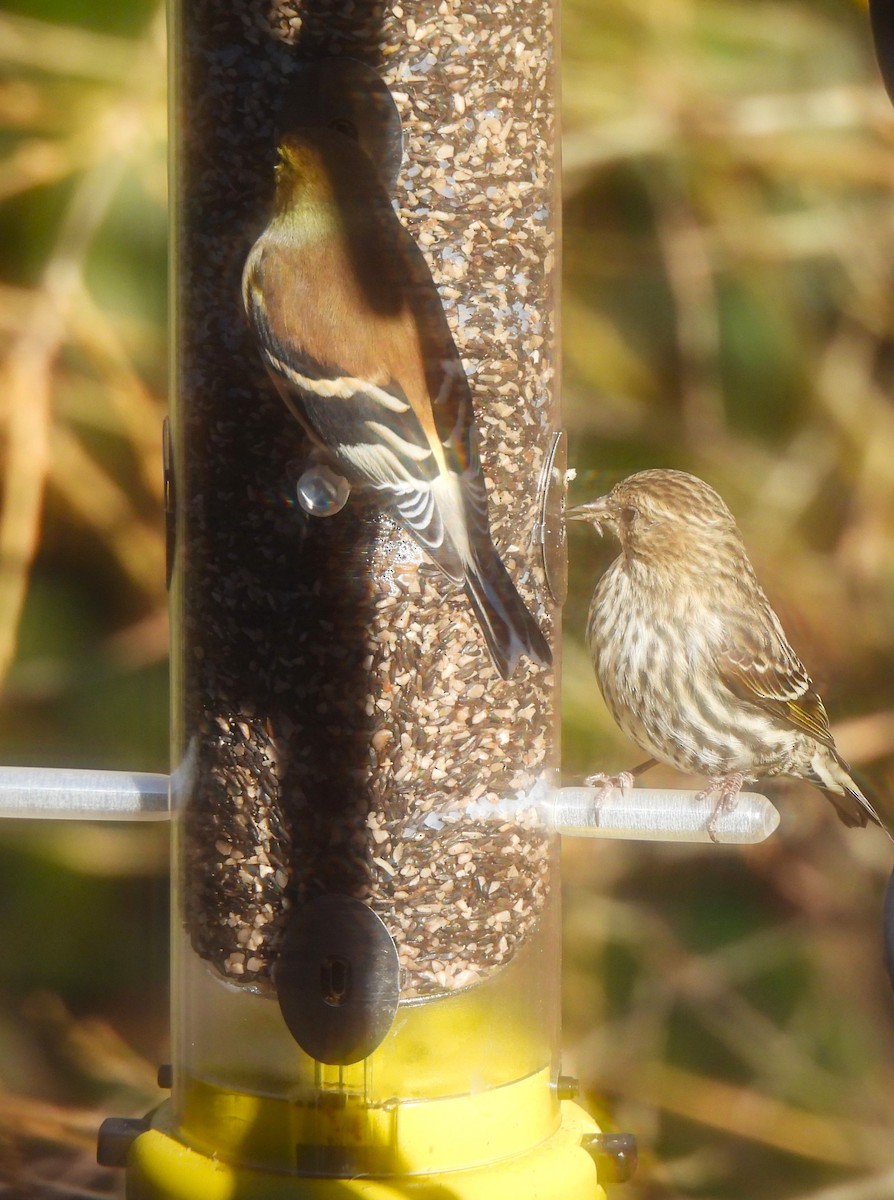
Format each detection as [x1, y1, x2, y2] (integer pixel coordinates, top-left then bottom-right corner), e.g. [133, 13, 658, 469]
[167, 0, 565, 1185]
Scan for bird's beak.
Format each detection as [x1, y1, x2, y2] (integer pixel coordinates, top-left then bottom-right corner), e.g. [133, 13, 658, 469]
[566, 497, 611, 534]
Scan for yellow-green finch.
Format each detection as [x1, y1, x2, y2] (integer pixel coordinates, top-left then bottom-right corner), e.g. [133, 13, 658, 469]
[242, 126, 551, 679]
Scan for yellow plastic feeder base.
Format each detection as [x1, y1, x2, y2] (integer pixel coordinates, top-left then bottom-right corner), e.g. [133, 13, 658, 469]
[125, 1099, 606, 1200]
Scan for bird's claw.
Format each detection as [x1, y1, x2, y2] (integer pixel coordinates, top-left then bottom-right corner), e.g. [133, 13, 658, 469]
[585, 771, 635, 804]
[697, 773, 746, 844]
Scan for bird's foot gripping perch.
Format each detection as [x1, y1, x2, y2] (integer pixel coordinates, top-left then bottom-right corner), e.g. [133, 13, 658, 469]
[584, 758, 656, 804]
[584, 771, 636, 801]
[698, 772, 747, 844]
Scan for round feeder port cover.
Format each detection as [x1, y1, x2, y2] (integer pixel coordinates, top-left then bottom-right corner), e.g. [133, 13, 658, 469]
[274, 894, 401, 1065]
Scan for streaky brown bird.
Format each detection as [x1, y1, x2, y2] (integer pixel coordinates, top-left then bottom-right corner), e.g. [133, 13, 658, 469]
[569, 468, 886, 832]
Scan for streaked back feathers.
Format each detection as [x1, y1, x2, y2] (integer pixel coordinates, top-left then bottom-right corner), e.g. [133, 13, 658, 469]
[572, 467, 888, 834]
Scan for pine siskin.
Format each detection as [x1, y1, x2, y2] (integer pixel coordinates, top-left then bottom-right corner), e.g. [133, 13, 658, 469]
[242, 126, 551, 680]
[568, 468, 886, 831]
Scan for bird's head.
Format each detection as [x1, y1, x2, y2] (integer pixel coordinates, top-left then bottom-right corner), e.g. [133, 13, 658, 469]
[271, 125, 379, 223]
[567, 469, 743, 566]
[273, 133, 331, 201]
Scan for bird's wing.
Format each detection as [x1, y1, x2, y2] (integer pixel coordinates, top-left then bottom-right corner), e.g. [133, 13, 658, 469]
[718, 618, 836, 749]
[373, 221, 497, 564]
[344, 191, 480, 483]
[244, 244, 466, 579]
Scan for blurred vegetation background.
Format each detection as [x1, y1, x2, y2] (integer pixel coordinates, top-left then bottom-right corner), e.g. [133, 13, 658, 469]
[1, 0, 893, 1195]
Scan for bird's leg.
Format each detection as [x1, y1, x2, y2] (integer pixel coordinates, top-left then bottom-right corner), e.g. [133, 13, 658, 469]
[630, 758, 657, 779]
[584, 759, 656, 802]
[699, 772, 746, 843]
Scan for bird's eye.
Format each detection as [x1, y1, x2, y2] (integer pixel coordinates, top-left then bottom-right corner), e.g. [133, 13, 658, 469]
[620, 505, 639, 524]
[329, 116, 359, 141]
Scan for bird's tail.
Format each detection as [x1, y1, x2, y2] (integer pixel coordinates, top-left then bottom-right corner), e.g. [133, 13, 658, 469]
[816, 751, 890, 837]
[462, 545, 552, 681]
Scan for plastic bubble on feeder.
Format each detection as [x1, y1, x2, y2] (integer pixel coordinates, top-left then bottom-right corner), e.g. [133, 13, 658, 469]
[295, 463, 351, 517]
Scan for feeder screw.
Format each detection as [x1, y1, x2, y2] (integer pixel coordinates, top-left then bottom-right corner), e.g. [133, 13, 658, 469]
[97, 1116, 151, 1168]
[581, 1131, 638, 1184]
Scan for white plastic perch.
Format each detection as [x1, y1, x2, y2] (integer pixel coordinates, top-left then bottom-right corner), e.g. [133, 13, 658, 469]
[541, 785, 779, 844]
[0, 767, 780, 844]
[0, 766, 169, 820]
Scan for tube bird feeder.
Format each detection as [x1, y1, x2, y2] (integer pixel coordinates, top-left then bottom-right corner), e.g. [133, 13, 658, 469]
[73, 0, 781, 1195]
[0, 0, 785, 1191]
[127, 0, 608, 1195]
